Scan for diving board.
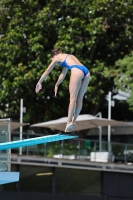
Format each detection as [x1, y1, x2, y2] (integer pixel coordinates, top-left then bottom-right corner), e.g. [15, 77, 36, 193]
[0, 134, 78, 151]
[0, 172, 19, 185]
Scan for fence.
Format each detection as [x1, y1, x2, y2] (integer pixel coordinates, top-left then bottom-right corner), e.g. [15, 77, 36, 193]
[11, 133, 133, 164]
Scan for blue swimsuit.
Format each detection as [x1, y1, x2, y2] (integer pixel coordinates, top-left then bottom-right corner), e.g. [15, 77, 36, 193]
[60, 55, 89, 77]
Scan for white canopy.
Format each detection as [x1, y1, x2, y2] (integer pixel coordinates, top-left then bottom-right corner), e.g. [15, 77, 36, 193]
[0, 119, 29, 131]
[31, 114, 129, 132]
[11, 122, 29, 131]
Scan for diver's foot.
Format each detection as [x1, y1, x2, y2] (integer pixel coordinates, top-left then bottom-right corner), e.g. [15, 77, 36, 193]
[65, 122, 75, 132]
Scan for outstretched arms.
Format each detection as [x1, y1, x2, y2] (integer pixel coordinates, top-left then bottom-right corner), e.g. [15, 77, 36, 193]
[35, 60, 58, 93]
[54, 67, 68, 96]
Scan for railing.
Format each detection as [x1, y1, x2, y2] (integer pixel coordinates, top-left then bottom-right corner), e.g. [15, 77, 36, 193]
[11, 135, 133, 164]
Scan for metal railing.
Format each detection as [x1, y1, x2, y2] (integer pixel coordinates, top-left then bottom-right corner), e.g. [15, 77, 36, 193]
[10, 135, 133, 164]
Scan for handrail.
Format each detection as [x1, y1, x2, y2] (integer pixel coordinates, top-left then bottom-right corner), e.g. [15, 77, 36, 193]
[0, 118, 11, 122]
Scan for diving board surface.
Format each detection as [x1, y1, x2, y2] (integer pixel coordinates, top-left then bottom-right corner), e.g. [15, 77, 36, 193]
[0, 172, 19, 185]
[0, 134, 78, 151]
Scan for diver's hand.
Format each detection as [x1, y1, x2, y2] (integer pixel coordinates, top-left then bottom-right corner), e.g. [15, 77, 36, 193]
[54, 84, 58, 97]
[35, 82, 42, 93]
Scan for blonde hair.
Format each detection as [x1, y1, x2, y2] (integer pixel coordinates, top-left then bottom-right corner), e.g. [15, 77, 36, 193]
[51, 47, 62, 57]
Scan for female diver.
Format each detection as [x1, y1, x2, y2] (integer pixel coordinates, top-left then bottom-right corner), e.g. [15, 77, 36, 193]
[35, 47, 90, 132]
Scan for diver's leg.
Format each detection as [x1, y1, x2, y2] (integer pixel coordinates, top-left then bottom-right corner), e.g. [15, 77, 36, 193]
[65, 70, 84, 132]
[72, 72, 90, 123]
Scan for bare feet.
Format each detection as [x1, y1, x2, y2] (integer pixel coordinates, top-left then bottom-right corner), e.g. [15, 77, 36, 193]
[65, 122, 75, 132]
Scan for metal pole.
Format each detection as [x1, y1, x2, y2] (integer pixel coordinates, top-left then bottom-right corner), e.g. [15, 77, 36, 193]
[19, 99, 23, 155]
[62, 140, 64, 158]
[98, 112, 102, 151]
[8, 119, 11, 171]
[98, 126, 102, 151]
[95, 112, 102, 151]
[26, 133, 29, 155]
[124, 144, 127, 164]
[78, 139, 80, 159]
[108, 91, 111, 143]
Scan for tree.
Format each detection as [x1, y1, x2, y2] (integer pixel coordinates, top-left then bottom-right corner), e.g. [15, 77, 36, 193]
[0, 0, 133, 123]
[115, 53, 133, 111]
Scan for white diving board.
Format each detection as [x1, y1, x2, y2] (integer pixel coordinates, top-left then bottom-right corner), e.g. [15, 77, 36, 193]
[0, 172, 19, 185]
[0, 134, 78, 151]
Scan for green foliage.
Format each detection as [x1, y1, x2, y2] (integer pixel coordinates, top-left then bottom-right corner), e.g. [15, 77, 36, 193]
[115, 53, 133, 111]
[0, 0, 133, 123]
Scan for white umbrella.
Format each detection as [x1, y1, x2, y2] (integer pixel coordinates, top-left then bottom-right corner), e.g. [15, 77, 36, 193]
[11, 122, 29, 131]
[0, 120, 29, 131]
[30, 114, 129, 132]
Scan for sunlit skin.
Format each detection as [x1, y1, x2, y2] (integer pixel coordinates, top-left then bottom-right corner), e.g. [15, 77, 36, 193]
[35, 53, 90, 132]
